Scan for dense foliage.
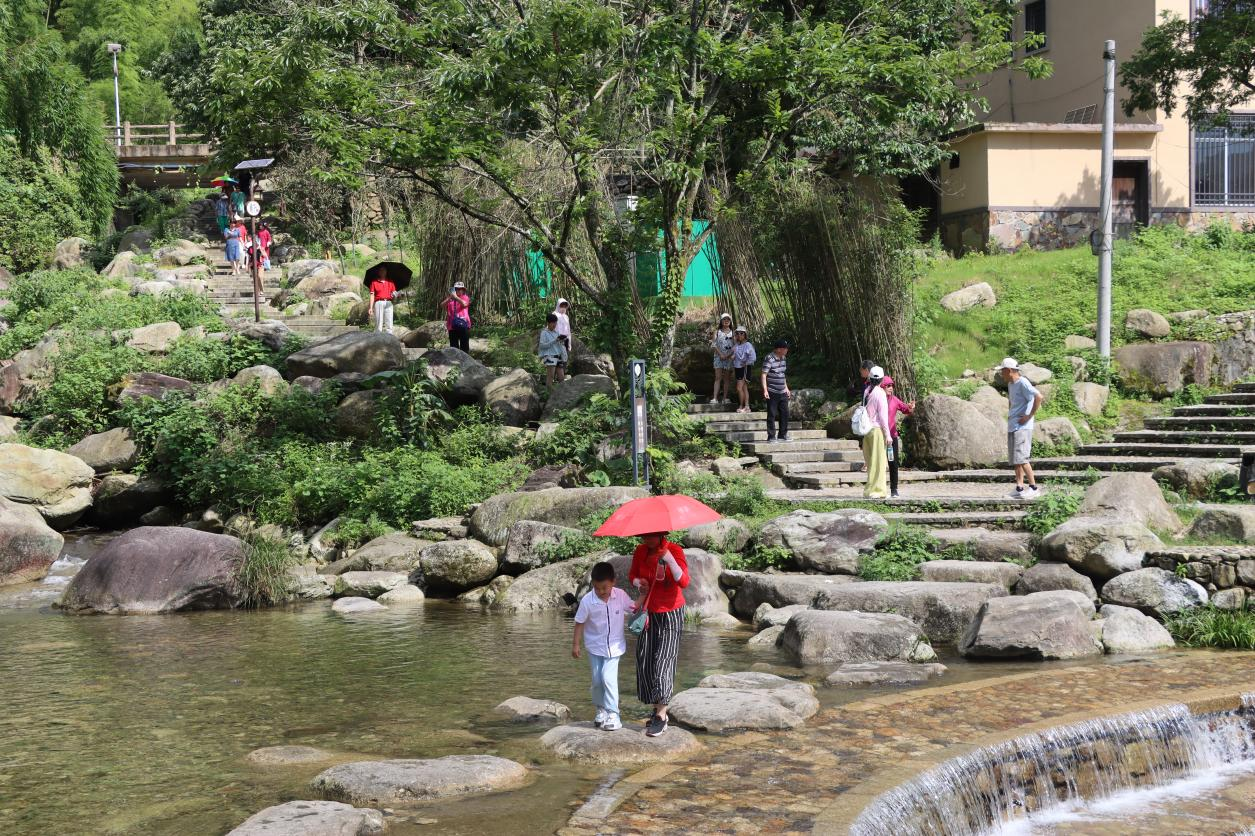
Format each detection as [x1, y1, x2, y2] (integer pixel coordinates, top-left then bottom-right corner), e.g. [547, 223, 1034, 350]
[0, 140, 91, 273]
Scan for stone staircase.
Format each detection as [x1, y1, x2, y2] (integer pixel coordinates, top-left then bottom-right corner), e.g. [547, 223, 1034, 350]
[205, 253, 359, 339]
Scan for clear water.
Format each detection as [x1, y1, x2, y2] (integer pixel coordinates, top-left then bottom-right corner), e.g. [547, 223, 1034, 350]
[0, 533, 783, 835]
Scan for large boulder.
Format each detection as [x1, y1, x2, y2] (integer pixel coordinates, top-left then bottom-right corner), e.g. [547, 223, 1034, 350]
[668, 686, 819, 732]
[1153, 460, 1240, 500]
[1072, 382, 1110, 417]
[286, 259, 340, 285]
[86, 473, 169, 527]
[1113, 341, 1213, 397]
[1033, 416, 1080, 450]
[59, 526, 244, 614]
[1099, 568, 1207, 618]
[334, 533, 430, 573]
[825, 661, 948, 687]
[422, 347, 496, 404]
[1124, 308, 1171, 339]
[539, 722, 703, 764]
[154, 239, 203, 267]
[696, 671, 813, 691]
[929, 528, 1035, 564]
[684, 518, 751, 553]
[51, 236, 93, 269]
[311, 756, 529, 806]
[296, 273, 361, 299]
[100, 250, 143, 280]
[1077, 472, 1181, 531]
[1038, 517, 1163, 581]
[226, 801, 385, 836]
[753, 603, 811, 630]
[959, 591, 1101, 660]
[469, 486, 647, 547]
[66, 427, 138, 473]
[0, 363, 20, 414]
[722, 571, 861, 619]
[939, 282, 996, 312]
[399, 320, 449, 348]
[411, 540, 498, 595]
[757, 509, 888, 575]
[333, 571, 409, 598]
[500, 520, 588, 575]
[812, 581, 1008, 644]
[905, 394, 1004, 469]
[1186, 505, 1255, 543]
[540, 374, 617, 421]
[0, 496, 64, 586]
[780, 610, 936, 665]
[229, 319, 295, 352]
[919, 560, 1023, 589]
[568, 336, 615, 378]
[116, 371, 195, 402]
[117, 227, 155, 254]
[233, 365, 288, 396]
[0, 443, 94, 529]
[12, 333, 61, 384]
[479, 368, 541, 426]
[125, 321, 183, 353]
[285, 333, 405, 379]
[333, 390, 384, 438]
[492, 554, 600, 612]
[1013, 562, 1098, 603]
[1098, 604, 1175, 653]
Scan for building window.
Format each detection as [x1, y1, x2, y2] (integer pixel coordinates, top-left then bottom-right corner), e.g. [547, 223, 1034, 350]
[1194, 115, 1255, 206]
[1024, 0, 1047, 52]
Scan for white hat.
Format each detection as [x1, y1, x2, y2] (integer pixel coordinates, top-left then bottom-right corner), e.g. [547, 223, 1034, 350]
[734, 325, 747, 333]
[1000, 357, 1019, 370]
[719, 312, 732, 322]
[869, 365, 885, 380]
[452, 281, 466, 289]
[555, 297, 569, 307]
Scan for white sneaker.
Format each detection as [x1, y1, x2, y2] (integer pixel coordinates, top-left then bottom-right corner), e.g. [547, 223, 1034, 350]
[594, 709, 607, 728]
[1009, 486, 1026, 500]
[601, 713, 622, 731]
[1023, 485, 1043, 500]
[710, 397, 720, 404]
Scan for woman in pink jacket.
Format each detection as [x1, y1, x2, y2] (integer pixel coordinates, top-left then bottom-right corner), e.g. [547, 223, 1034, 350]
[882, 375, 914, 498]
[862, 366, 891, 499]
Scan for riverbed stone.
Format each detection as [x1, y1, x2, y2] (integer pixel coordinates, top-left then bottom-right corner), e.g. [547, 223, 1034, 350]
[312, 756, 529, 805]
[812, 581, 1009, 644]
[247, 746, 340, 766]
[684, 518, 751, 553]
[0, 443, 95, 529]
[285, 333, 405, 379]
[227, 800, 385, 836]
[493, 696, 571, 724]
[1078, 472, 1181, 531]
[1186, 506, 1255, 543]
[60, 526, 244, 614]
[539, 723, 703, 764]
[1013, 562, 1099, 602]
[824, 661, 948, 687]
[668, 686, 819, 732]
[331, 597, 388, 614]
[0, 496, 63, 586]
[723, 571, 862, 619]
[492, 554, 600, 612]
[928, 528, 1035, 564]
[780, 610, 936, 665]
[747, 625, 785, 648]
[1098, 604, 1176, 653]
[412, 540, 498, 595]
[333, 534, 431, 574]
[469, 486, 648, 547]
[457, 574, 514, 607]
[333, 571, 409, 598]
[696, 672, 814, 692]
[919, 560, 1024, 589]
[753, 603, 811, 630]
[377, 584, 425, 604]
[959, 592, 1102, 660]
[500, 520, 588, 575]
[66, 427, 138, 472]
[87, 472, 169, 527]
[287, 564, 334, 600]
[1039, 517, 1163, 581]
[757, 509, 888, 575]
[1099, 568, 1208, 618]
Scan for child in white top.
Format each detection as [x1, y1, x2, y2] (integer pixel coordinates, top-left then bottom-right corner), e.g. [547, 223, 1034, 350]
[572, 560, 634, 731]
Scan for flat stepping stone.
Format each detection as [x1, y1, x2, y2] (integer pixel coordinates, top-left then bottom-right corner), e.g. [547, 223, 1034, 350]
[247, 745, 339, 766]
[824, 662, 948, 687]
[747, 625, 784, 648]
[668, 686, 819, 732]
[331, 597, 386, 614]
[226, 800, 384, 835]
[493, 696, 571, 724]
[696, 672, 815, 693]
[540, 722, 703, 765]
[312, 755, 528, 805]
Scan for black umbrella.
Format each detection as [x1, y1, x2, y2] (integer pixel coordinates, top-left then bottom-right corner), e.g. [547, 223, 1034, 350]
[363, 261, 413, 290]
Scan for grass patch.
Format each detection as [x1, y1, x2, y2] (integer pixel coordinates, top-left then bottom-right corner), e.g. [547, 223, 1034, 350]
[1023, 488, 1082, 536]
[235, 533, 299, 608]
[858, 524, 973, 581]
[1164, 604, 1255, 650]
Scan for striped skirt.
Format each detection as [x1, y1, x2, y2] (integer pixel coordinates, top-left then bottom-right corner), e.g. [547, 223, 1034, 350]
[635, 608, 683, 705]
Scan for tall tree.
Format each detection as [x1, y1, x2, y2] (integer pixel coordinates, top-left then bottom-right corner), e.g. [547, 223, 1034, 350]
[1122, 0, 1255, 121]
[202, 0, 1044, 369]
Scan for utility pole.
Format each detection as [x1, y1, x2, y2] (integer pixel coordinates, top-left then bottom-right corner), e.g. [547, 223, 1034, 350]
[1096, 39, 1115, 359]
[107, 44, 123, 147]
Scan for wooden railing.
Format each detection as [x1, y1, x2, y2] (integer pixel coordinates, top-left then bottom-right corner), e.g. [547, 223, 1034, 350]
[105, 121, 207, 146]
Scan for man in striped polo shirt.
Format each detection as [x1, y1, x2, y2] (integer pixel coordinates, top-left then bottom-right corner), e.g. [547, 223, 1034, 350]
[761, 339, 791, 442]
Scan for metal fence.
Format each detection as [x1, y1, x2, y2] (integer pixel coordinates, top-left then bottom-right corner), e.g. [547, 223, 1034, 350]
[1194, 115, 1255, 206]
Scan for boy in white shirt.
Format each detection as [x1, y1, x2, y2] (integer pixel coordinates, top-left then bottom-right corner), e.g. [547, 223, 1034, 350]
[572, 561, 634, 731]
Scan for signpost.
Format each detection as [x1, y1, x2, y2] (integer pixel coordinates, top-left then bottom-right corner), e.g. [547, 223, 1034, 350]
[629, 359, 649, 487]
[234, 158, 275, 323]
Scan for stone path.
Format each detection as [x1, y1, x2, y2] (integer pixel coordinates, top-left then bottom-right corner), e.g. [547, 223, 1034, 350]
[205, 251, 359, 339]
[558, 652, 1255, 835]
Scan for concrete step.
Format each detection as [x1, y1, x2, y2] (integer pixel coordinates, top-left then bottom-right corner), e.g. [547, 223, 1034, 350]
[778, 462, 861, 477]
[785, 471, 945, 488]
[883, 511, 1027, 530]
[694, 412, 768, 423]
[1203, 392, 1255, 405]
[1029, 455, 1196, 472]
[1234, 383, 1255, 394]
[1077, 442, 1248, 458]
[757, 445, 862, 464]
[703, 419, 790, 432]
[1171, 405, 1253, 418]
[1111, 429, 1255, 444]
[742, 439, 858, 454]
[893, 468, 1106, 483]
[1144, 416, 1255, 431]
[688, 403, 746, 415]
[720, 429, 828, 443]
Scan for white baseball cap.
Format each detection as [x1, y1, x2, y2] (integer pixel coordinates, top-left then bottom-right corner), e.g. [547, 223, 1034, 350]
[734, 325, 747, 333]
[1000, 357, 1019, 370]
[719, 312, 732, 322]
[452, 281, 466, 289]
[869, 365, 885, 380]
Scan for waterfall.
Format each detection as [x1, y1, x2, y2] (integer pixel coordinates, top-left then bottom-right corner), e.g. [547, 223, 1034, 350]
[850, 697, 1255, 836]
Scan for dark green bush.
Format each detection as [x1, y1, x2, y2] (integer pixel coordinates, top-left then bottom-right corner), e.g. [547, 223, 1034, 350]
[0, 139, 90, 274]
[1165, 604, 1255, 650]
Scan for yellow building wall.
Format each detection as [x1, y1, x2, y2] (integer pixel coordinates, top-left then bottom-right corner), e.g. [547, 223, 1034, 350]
[985, 130, 1158, 208]
[938, 132, 991, 214]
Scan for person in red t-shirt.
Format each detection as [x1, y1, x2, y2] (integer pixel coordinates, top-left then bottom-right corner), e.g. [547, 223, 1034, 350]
[628, 532, 690, 737]
[369, 266, 398, 334]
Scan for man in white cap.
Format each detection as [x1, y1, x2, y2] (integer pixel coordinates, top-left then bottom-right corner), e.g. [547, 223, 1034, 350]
[1001, 358, 1043, 499]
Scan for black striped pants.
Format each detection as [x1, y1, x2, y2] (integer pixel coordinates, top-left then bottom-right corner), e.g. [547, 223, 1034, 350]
[636, 608, 683, 705]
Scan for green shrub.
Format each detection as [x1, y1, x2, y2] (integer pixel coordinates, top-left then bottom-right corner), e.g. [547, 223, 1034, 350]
[859, 524, 943, 581]
[27, 336, 152, 445]
[361, 365, 453, 448]
[439, 406, 527, 465]
[159, 335, 275, 383]
[0, 139, 90, 274]
[722, 543, 793, 572]
[535, 530, 599, 564]
[323, 516, 395, 549]
[1165, 605, 1255, 650]
[1023, 488, 1082, 536]
[234, 532, 299, 608]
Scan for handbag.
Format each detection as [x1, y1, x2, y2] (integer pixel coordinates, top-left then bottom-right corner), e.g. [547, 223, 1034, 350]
[628, 572, 655, 636]
[851, 403, 875, 436]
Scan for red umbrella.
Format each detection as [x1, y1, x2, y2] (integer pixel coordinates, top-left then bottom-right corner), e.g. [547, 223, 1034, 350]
[593, 495, 721, 537]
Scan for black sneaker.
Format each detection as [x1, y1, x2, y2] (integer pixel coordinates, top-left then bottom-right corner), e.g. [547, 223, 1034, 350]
[645, 714, 668, 737]
[778, 434, 791, 442]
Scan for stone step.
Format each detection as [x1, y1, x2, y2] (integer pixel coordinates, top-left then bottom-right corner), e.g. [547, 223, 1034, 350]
[687, 403, 746, 415]
[882, 511, 1027, 530]
[1029, 455, 1196, 472]
[887, 468, 1106, 483]
[720, 429, 828, 443]
[741, 439, 859, 454]
[785, 471, 947, 488]
[703, 419, 791, 433]
[1144, 416, 1255, 431]
[1203, 392, 1255, 405]
[693, 411, 768, 422]
[1234, 383, 1255, 394]
[1111, 429, 1255, 444]
[1077, 442, 1248, 458]
[776, 458, 863, 474]
[1171, 405, 1253, 418]
[756, 446, 862, 464]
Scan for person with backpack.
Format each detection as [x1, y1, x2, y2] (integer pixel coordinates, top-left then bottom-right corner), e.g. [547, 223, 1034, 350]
[446, 282, 472, 352]
[859, 366, 891, 499]
[881, 376, 914, 497]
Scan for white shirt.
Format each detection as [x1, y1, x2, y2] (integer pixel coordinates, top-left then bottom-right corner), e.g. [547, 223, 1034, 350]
[553, 311, 571, 340]
[574, 587, 632, 658]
